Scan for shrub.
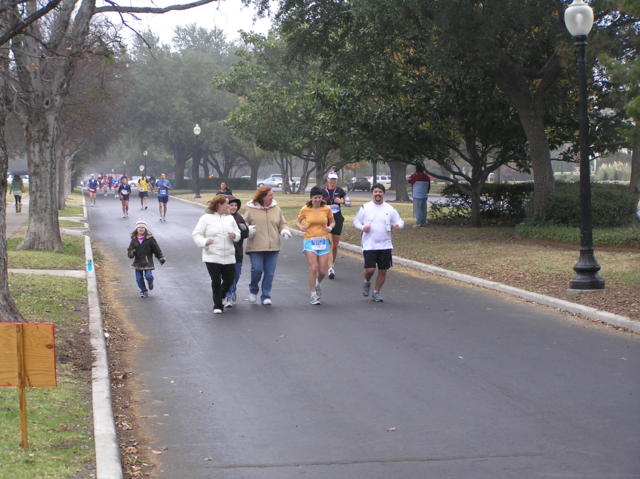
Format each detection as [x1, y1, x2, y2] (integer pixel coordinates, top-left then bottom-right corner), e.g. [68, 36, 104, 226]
[540, 182, 636, 227]
[431, 182, 534, 224]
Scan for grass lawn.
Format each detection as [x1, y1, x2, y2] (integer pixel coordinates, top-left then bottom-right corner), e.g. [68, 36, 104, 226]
[8, 235, 85, 270]
[174, 189, 639, 321]
[0, 274, 93, 479]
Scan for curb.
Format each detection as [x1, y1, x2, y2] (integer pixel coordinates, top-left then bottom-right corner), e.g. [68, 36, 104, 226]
[83, 192, 124, 479]
[8, 269, 85, 278]
[338, 241, 639, 334]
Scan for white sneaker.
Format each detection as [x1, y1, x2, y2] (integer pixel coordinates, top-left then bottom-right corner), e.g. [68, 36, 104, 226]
[310, 292, 321, 305]
[362, 280, 371, 297]
[223, 298, 233, 309]
[213, 308, 223, 314]
[248, 293, 257, 303]
[328, 267, 335, 280]
[372, 291, 384, 302]
[262, 298, 272, 306]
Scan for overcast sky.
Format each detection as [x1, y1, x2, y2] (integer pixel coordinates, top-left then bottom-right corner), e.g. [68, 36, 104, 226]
[111, 0, 273, 45]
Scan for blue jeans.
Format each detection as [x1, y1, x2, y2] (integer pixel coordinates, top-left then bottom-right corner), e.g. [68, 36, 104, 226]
[226, 262, 243, 299]
[135, 269, 154, 292]
[413, 197, 428, 226]
[249, 252, 279, 301]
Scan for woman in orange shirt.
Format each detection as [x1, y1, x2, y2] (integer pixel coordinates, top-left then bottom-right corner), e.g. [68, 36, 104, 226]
[296, 186, 335, 305]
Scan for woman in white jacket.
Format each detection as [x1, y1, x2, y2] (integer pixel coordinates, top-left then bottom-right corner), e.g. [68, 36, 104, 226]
[192, 195, 241, 314]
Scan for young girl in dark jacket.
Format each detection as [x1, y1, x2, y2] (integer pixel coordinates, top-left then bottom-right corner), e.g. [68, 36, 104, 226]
[225, 197, 249, 307]
[127, 220, 166, 298]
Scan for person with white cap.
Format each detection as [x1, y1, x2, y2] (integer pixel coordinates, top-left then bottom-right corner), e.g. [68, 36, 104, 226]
[127, 220, 166, 298]
[322, 171, 350, 279]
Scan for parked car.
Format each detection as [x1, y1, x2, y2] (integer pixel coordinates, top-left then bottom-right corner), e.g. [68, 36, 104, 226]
[348, 177, 371, 192]
[367, 175, 391, 187]
[257, 177, 283, 188]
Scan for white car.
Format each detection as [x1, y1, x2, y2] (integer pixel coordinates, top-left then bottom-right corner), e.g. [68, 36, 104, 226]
[367, 175, 391, 187]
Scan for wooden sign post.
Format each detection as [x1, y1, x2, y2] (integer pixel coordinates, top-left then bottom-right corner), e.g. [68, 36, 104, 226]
[0, 323, 57, 449]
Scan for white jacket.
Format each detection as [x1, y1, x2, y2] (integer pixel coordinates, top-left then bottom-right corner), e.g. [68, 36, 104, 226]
[192, 212, 241, 265]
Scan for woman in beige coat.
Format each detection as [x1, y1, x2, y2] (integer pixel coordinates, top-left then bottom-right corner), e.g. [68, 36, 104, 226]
[243, 186, 292, 305]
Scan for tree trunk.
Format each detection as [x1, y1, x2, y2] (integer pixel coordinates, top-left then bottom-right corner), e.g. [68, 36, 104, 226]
[470, 187, 482, 227]
[630, 131, 640, 204]
[19, 116, 63, 252]
[0, 110, 25, 322]
[172, 147, 188, 189]
[389, 160, 409, 201]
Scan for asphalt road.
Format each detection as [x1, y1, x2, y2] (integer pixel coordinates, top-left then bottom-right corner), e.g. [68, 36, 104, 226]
[87, 192, 640, 479]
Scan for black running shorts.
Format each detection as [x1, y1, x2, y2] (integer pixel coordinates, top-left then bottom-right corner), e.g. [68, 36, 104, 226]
[331, 213, 344, 236]
[363, 249, 393, 270]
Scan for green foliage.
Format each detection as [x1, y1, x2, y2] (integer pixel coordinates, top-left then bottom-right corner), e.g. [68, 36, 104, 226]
[536, 182, 636, 228]
[431, 183, 534, 225]
[516, 224, 639, 247]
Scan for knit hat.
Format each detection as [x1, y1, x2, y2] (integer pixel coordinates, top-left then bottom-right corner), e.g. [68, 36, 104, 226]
[134, 220, 148, 230]
[228, 196, 241, 208]
[310, 185, 324, 197]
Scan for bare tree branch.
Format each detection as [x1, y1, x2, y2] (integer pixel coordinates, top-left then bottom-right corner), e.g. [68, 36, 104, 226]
[95, 0, 219, 15]
[0, 0, 64, 46]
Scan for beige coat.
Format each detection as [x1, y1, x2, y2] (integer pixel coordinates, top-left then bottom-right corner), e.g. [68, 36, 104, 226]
[243, 200, 290, 253]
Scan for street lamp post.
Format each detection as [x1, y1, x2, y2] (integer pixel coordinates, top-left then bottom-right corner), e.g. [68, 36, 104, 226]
[193, 123, 202, 199]
[564, 0, 604, 290]
[143, 150, 148, 175]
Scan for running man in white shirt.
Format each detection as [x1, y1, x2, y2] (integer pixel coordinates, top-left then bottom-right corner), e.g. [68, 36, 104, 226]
[352, 183, 404, 302]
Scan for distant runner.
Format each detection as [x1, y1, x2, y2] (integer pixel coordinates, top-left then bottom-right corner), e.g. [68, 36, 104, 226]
[322, 172, 350, 280]
[87, 174, 98, 206]
[155, 173, 172, 222]
[138, 175, 150, 210]
[116, 176, 132, 218]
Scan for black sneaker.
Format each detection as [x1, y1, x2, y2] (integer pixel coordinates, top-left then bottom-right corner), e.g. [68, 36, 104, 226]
[148, 281, 154, 291]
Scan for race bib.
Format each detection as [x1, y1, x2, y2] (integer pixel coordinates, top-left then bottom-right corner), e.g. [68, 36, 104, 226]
[310, 237, 328, 251]
[330, 204, 340, 214]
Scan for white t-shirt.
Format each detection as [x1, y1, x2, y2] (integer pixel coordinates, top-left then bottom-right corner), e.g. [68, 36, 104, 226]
[352, 201, 404, 251]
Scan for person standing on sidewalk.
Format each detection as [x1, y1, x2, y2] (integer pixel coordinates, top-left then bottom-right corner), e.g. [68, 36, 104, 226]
[297, 186, 335, 305]
[127, 220, 166, 298]
[217, 181, 233, 196]
[407, 163, 431, 227]
[225, 197, 249, 308]
[10, 174, 25, 213]
[243, 186, 292, 306]
[116, 176, 132, 218]
[155, 173, 172, 222]
[192, 195, 241, 314]
[322, 172, 350, 280]
[352, 183, 404, 302]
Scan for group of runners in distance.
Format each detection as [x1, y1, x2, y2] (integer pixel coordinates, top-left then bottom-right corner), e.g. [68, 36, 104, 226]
[86, 171, 403, 308]
[86, 173, 173, 221]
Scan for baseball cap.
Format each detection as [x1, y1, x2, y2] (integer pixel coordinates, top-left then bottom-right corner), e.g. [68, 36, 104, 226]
[327, 172, 338, 180]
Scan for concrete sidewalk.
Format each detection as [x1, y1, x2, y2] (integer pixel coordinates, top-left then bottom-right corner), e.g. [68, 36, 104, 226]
[6, 198, 29, 236]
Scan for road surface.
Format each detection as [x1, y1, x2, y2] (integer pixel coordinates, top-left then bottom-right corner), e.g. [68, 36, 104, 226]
[87, 192, 640, 479]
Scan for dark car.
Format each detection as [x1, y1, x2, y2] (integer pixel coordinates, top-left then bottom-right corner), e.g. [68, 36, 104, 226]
[349, 177, 371, 192]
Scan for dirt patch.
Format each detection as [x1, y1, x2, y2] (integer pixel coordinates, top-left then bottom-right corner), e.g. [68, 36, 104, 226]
[95, 245, 158, 478]
[56, 299, 93, 371]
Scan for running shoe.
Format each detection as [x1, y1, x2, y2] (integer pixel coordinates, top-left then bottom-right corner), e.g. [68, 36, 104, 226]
[213, 308, 223, 314]
[248, 293, 257, 303]
[223, 298, 233, 309]
[362, 280, 371, 297]
[262, 298, 272, 306]
[310, 292, 321, 305]
[372, 291, 384, 302]
[140, 291, 147, 298]
[328, 267, 335, 280]
[315, 280, 322, 299]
